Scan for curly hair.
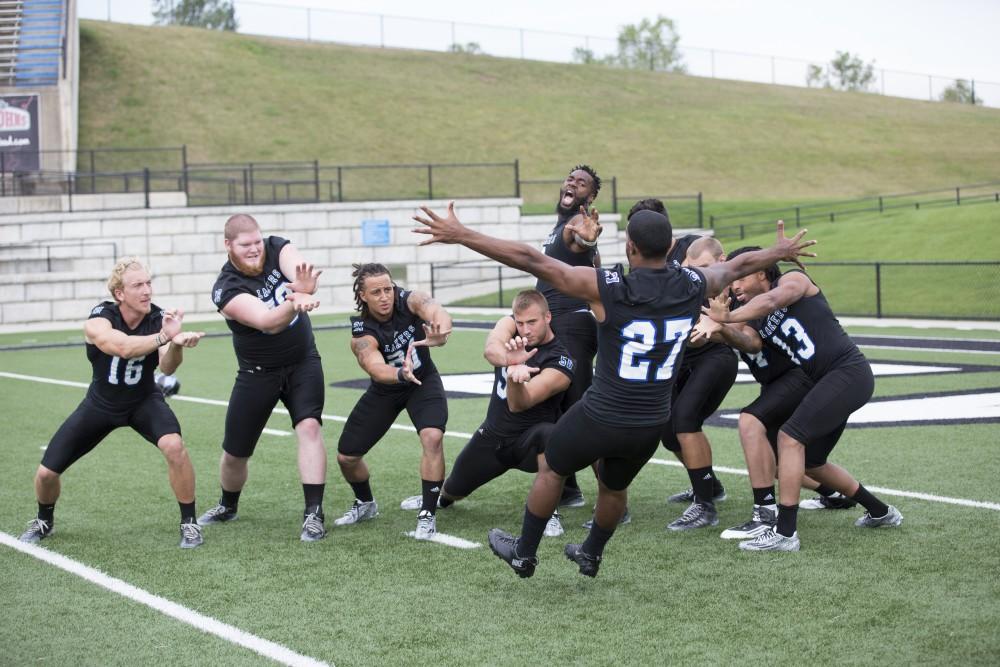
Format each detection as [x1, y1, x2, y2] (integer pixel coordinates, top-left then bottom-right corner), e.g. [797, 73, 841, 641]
[352, 263, 392, 316]
[571, 164, 602, 201]
[727, 246, 783, 284]
[106, 257, 149, 302]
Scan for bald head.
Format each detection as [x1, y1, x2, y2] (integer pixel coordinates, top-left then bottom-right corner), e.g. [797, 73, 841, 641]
[685, 236, 725, 268]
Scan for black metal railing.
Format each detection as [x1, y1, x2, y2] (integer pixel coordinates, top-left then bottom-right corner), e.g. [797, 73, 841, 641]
[430, 259, 1000, 320]
[709, 181, 1000, 240]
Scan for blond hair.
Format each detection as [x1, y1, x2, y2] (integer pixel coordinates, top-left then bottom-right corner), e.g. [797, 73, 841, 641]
[687, 236, 725, 261]
[107, 257, 148, 302]
[512, 289, 549, 314]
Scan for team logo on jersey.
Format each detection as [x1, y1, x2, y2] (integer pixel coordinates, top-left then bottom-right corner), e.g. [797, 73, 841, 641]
[543, 232, 557, 247]
[90, 305, 104, 315]
[352, 320, 365, 334]
[681, 267, 702, 283]
[558, 355, 575, 371]
[213, 288, 223, 305]
[604, 270, 621, 284]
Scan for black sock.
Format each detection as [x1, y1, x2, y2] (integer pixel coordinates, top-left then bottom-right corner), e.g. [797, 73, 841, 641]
[349, 479, 373, 503]
[37, 502, 55, 523]
[814, 484, 837, 497]
[564, 474, 580, 491]
[752, 486, 777, 506]
[302, 483, 325, 511]
[221, 488, 241, 510]
[421, 479, 443, 515]
[686, 466, 715, 506]
[712, 474, 725, 496]
[438, 495, 455, 509]
[851, 483, 890, 517]
[517, 506, 549, 558]
[179, 501, 196, 523]
[776, 504, 798, 537]
[582, 520, 616, 559]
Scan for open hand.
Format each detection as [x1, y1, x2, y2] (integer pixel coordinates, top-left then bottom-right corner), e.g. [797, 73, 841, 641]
[286, 292, 320, 313]
[287, 263, 322, 295]
[160, 308, 183, 341]
[413, 201, 466, 246]
[690, 315, 723, 343]
[503, 337, 538, 366]
[773, 220, 817, 270]
[566, 205, 602, 246]
[413, 321, 452, 348]
[400, 342, 422, 385]
[507, 364, 540, 384]
[171, 331, 205, 348]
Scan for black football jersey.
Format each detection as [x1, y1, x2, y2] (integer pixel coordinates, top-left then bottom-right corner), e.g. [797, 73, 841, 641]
[85, 301, 162, 414]
[350, 286, 438, 389]
[667, 234, 700, 267]
[535, 211, 598, 317]
[484, 327, 575, 438]
[212, 235, 317, 370]
[586, 263, 706, 427]
[754, 271, 867, 381]
[738, 324, 801, 385]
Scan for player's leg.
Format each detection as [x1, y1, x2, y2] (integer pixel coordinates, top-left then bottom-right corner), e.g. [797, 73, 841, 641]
[21, 401, 116, 543]
[200, 369, 281, 525]
[282, 355, 329, 541]
[405, 372, 448, 539]
[719, 411, 780, 540]
[334, 388, 401, 526]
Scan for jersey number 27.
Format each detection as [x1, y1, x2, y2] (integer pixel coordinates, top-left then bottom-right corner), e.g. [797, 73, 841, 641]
[618, 317, 693, 382]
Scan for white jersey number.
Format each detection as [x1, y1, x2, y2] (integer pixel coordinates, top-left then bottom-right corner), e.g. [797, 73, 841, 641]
[779, 317, 816, 363]
[617, 317, 693, 382]
[108, 355, 145, 386]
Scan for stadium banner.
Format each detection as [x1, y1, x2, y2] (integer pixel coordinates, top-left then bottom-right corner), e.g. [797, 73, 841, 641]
[0, 94, 40, 172]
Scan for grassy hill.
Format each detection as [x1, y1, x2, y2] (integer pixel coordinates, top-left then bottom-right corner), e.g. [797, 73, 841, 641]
[78, 21, 1000, 202]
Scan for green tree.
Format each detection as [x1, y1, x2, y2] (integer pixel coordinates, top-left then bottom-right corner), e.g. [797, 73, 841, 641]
[572, 47, 615, 66]
[153, 0, 238, 31]
[448, 42, 482, 55]
[940, 79, 983, 105]
[613, 16, 685, 72]
[806, 51, 876, 92]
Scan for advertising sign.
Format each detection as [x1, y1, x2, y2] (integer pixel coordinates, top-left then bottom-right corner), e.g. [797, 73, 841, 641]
[0, 94, 40, 172]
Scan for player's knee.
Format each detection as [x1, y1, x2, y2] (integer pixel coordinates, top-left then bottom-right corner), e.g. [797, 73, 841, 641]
[295, 417, 322, 441]
[419, 429, 444, 454]
[36, 465, 60, 484]
[157, 435, 188, 463]
[738, 412, 764, 438]
[337, 452, 362, 468]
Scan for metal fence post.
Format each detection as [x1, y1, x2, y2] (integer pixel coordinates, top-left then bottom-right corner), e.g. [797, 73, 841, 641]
[181, 144, 189, 202]
[514, 159, 520, 198]
[878, 196, 883, 213]
[313, 159, 320, 202]
[709, 214, 714, 229]
[243, 168, 250, 205]
[249, 163, 255, 204]
[497, 267, 503, 308]
[611, 176, 618, 214]
[875, 262, 882, 318]
[143, 168, 150, 209]
[89, 150, 96, 193]
[427, 164, 434, 200]
[337, 166, 343, 202]
[795, 206, 800, 227]
[956, 187, 961, 205]
[697, 192, 703, 228]
[740, 224, 745, 240]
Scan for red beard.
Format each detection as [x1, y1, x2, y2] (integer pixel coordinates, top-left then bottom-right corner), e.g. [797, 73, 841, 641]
[229, 246, 266, 277]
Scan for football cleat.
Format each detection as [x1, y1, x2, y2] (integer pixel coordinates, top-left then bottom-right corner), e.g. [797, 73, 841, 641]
[179, 521, 204, 549]
[582, 506, 631, 530]
[667, 501, 719, 532]
[559, 486, 586, 508]
[800, 492, 858, 510]
[19, 518, 53, 543]
[154, 370, 181, 398]
[414, 510, 437, 540]
[333, 499, 379, 526]
[720, 505, 776, 540]
[399, 494, 445, 511]
[738, 528, 801, 552]
[197, 503, 238, 525]
[667, 484, 727, 504]
[564, 543, 601, 578]
[854, 505, 903, 528]
[487, 528, 537, 578]
[543, 511, 564, 538]
[300, 508, 327, 542]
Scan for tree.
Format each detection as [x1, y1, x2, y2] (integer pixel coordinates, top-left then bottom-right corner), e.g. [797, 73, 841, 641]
[613, 16, 685, 72]
[940, 79, 983, 105]
[572, 47, 615, 66]
[806, 51, 875, 92]
[153, 0, 238, 31]
[448, 42, 483, 55]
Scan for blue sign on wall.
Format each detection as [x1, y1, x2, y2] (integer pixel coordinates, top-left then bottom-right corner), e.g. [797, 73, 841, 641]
[361, 219, 391, 246]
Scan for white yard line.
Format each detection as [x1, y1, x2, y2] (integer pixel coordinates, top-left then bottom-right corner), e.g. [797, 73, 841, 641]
[0, 532, 330, 667]
[3, 371, 997, 513]
[403, 531, 481, 549]
[648, 458, 1000, 511]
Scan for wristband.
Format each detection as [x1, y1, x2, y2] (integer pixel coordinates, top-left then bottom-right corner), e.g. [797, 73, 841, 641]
[155, 333, 165, 346]
[573, 232, 598, 248]
[397, 367, 406, 384]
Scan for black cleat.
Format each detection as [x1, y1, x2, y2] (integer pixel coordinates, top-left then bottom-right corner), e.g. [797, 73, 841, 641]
[559, 486, 586, 508]
[197, 503, 238, 525]
[487, 528, 537, 578]
[179, 521, 204, 549]
[564, 543, 601, 578]
[19, 518, 54, 543]
[800, 493, 858, 510]
[667, 484, 727, 504]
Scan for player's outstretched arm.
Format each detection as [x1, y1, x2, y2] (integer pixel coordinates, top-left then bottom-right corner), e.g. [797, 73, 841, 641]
[84, 309, 181, 359]
[564, 205, 603, 254]
[505, 367, 570, 413]
[222, 292, 318, 334]
[406, 290, 453, 348]
[699, 220, 816, 297]
[484, 316, 518, 366]
[413, 202, 601, 309]
[350, 334, 414, 385]
[278, 244, 322, 295]
[707, 272, 813, 325]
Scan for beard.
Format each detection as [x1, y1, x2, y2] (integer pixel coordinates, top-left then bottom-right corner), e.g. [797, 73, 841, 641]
[230, 246, 266, 277]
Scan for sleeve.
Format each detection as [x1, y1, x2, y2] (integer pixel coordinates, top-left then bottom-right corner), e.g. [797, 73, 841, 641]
[595, 264, 625, 314]
[680, 266, 709, 306]
[542, 346, 576, 382]
[212, 273, 245, 311]
[88, 301, 114, 321]
[350, 316, 374, 339]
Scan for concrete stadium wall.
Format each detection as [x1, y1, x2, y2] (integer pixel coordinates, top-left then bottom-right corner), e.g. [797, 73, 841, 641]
[0, 198, 643, 327]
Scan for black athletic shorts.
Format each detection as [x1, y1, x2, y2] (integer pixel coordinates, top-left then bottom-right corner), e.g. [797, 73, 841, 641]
[741, 368, 814, 431]
[545, 400, 662, 491]
[660, 345, 738, 451]
[781, 361, 874, 467]
[549, 309, 597, 410]
[222, 353, 325, 458]
[337, 371, 448, 457]
[444, 421, 554, 498]
[41, 392, 181, 474]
